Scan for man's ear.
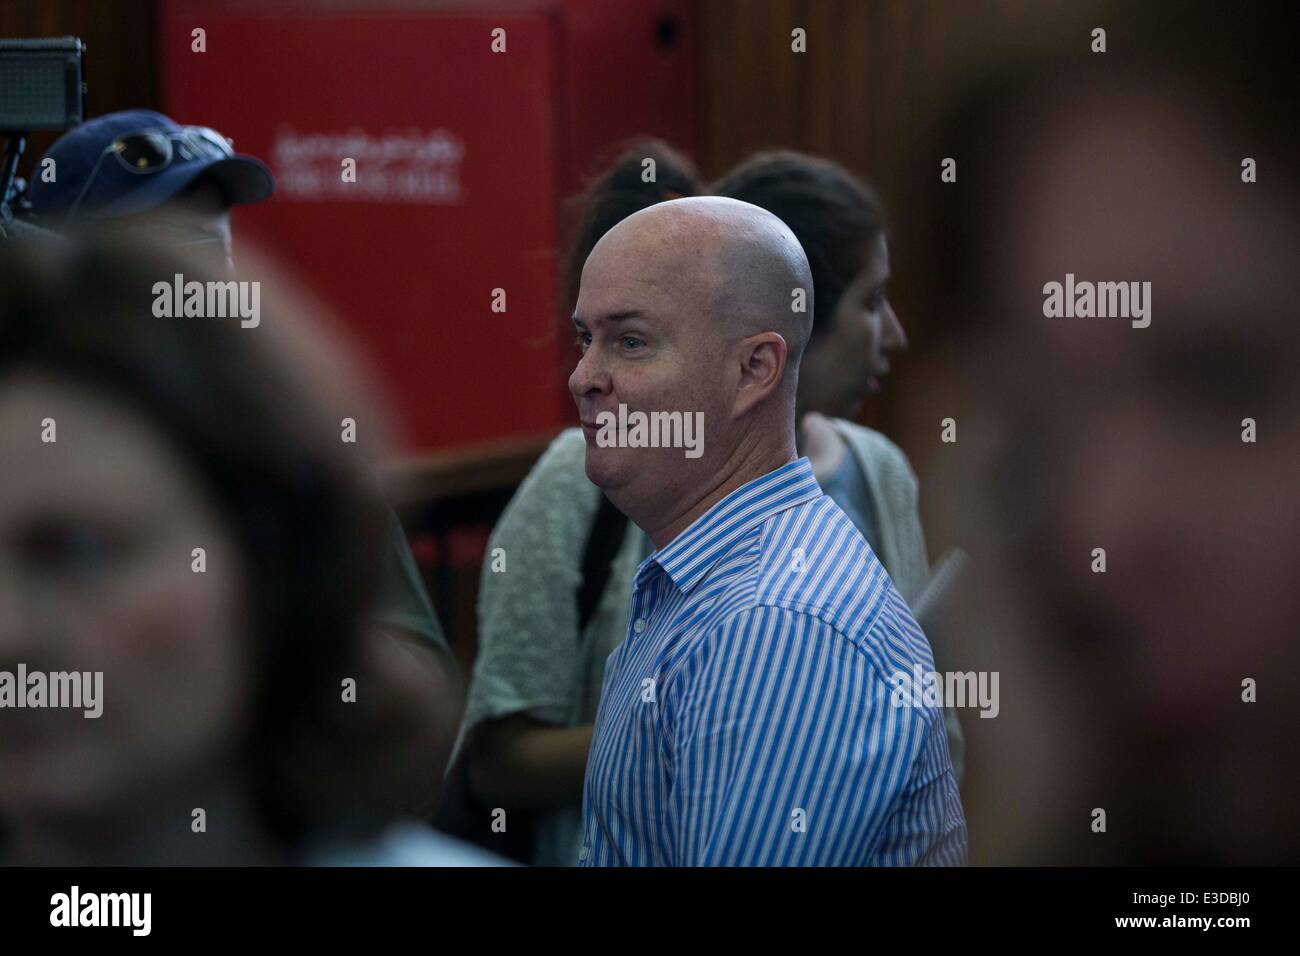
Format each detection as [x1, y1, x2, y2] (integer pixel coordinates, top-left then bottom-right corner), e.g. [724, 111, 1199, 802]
[733, 331, 787, 417]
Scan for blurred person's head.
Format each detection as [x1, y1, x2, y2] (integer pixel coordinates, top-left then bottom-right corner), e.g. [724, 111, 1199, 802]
[0, 236, 421, 864]
[569, 196, 812, 543]
[928, 58, 1300, 864]
[565, 142, 903, 424]
[26, 109, 272, 273]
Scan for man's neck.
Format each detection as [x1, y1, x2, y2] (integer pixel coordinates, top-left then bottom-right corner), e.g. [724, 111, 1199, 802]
[643, 432, 796, 550]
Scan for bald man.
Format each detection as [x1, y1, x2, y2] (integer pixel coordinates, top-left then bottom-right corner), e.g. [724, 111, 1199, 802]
[570, 197, 967, 866]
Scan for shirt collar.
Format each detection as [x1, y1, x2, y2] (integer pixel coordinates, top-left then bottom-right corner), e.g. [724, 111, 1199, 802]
[644, 457, 822, 595]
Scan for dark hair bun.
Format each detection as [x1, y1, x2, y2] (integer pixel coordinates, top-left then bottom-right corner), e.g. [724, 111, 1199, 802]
[562, 139, 702, 313]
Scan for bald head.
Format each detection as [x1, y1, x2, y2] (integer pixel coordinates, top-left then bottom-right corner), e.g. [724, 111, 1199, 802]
[584, 196, 814, 372]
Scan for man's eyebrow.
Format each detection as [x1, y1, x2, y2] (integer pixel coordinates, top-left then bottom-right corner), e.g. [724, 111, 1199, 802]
[571, 310, 646, 328]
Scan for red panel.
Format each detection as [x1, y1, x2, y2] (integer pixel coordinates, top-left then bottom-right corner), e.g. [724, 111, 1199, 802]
[552, 0, 701, 194]
[159, 4, 568, 451]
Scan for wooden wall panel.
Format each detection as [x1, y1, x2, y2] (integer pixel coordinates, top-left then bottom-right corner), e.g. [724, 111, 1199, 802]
[1, 0, 161, 179]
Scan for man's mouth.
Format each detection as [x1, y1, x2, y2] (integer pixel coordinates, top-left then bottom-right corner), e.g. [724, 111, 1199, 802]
[580, 406, 618, 431]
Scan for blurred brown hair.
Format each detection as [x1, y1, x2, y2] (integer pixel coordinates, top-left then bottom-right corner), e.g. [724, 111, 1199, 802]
[0, 235, 419, 851]
[562, 140, 887, 345]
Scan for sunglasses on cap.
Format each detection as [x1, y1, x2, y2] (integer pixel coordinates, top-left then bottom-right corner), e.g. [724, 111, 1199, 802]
[63, 125, 236, 226]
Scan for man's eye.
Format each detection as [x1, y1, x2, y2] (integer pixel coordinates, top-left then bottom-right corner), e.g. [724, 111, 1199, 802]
[575, 331, 591, 350]
[622, 336, 644, 350]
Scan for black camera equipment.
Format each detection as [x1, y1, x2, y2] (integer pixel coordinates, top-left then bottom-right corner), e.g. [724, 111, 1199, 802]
[1, 36, 86, 232]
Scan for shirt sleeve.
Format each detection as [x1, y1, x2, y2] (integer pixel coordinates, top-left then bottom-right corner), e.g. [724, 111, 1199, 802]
[666, 604, 960, 866]
[836, 423, 970, 785]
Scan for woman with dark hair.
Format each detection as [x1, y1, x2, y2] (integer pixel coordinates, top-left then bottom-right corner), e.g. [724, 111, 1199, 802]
[0, 237, 499, 865]
[446, 141, 962, 866]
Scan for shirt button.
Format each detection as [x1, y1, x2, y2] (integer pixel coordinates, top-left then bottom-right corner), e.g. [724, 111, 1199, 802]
[579, 845, 590, 861]
[633, 618, 646, 633]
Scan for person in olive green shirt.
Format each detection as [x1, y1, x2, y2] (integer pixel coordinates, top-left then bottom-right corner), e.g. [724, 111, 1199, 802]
[372, 510, 461, 818]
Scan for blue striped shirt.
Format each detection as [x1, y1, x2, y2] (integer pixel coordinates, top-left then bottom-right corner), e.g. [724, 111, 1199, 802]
[578, 457, 967, 866]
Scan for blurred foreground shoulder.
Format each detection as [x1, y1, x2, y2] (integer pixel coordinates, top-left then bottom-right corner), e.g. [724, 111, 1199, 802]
[309, 823, 515, 867]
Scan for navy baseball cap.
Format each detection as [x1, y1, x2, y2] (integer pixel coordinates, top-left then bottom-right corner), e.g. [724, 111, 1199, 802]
[27, 109, 273, 227]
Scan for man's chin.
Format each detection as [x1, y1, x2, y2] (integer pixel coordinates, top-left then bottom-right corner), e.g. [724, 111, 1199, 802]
[584, 446, 630, 492]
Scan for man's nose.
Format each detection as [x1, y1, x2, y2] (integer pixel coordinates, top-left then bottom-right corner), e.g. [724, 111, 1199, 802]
[568, 347, 611, 402]
[881, 301, 908, 353]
